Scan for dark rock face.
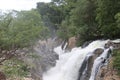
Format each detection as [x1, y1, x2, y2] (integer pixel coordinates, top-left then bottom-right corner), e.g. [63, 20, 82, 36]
[81, 41, 92, 48]
[0, 71, 6, 80]
[78, 48, 104, 80]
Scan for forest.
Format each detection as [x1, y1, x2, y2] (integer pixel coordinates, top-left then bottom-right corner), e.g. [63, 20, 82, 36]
[0, 0, 120, 80]
[37, 0, 120, 44]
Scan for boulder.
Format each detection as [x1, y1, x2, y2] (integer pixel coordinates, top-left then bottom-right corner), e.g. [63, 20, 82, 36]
[104, 41, 120, 49]
[81, 41, 92, 48]
[93, 48, 104, 58]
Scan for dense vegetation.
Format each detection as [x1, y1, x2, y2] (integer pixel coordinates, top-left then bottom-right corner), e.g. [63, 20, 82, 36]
[0, 9, 48, 79]
[0, 9, 48, 63]
[37, 0, 120, 44]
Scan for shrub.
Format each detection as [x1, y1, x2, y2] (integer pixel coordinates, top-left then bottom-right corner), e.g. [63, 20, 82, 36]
[113, 50, 120, 75]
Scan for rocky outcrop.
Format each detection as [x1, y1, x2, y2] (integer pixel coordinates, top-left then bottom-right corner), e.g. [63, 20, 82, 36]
[64, 37, 77, 51]
[81, 41, 92, 48]
[104, 41, 120, 49]
[96, 41, 120, 80]
[96, 58, 120, 80]
[22, 37, 62, 80]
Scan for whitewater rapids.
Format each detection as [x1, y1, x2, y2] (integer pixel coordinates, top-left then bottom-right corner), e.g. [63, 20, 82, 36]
[42, 40, 120, 80]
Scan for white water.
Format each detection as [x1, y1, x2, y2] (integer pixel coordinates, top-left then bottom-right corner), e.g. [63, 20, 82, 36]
[89, 48, 110, 80]
[43, 40, 109, 80]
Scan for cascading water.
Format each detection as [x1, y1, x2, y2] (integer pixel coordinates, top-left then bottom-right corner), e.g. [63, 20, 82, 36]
[89, 48, 110, 80]
[42, 40, 119, 80]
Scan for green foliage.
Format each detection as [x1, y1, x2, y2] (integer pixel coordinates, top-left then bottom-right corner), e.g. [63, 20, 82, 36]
[0, 10, 48, 50]
[57, 19, 76, 39]
[96, 0, 120, 38]
[58, 0, 99, 44]
[1, 58, 29, 78]
[37, 0, 120, 45]
[73, 0, 97, 35]
[113, 50, 120, 75]
[37, 2, 65, 28]
[115, 12, 120, 29]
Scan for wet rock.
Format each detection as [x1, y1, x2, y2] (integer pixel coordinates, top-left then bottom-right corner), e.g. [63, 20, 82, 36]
[86, 48, 104, 79]
[81, 41, 92, 48]
[104, 41, 120, 49]
[104, 41, 114, 48]
[78, 48, 104, 80]
[78, 55, 94, 80]
[93, 48, 104, 58]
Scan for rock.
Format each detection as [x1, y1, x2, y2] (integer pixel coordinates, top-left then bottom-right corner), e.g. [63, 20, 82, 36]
[104, 41, 120, 49]
[86, 48, 104, 79]
[96, 66, 107, 80]
[78, 48, 104, 80]
[78, 55, 95, 80]
[104, 41, 114, 48]
[23, 37, 61, 80]
[81, 41, 92, 48]
[66, 37, 77, 50]
[96, 58, 120, 80]
[0, 71, 6, 80]
[93, 48, 104, 57]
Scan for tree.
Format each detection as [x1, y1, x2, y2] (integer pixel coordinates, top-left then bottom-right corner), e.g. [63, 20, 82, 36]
[36, 0, 120, 45]
[115, 13, 120, 29]
[96, 0, 120, 38]
[49, 0, 78, 40]
[0, 10, 48, 63]
[57, 0, 98, 44]
[37, 2, 64, 28]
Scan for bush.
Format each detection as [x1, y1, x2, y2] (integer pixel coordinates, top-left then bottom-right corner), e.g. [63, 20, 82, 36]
[113, 50, 120, 75]
[1, 58, 29, 79]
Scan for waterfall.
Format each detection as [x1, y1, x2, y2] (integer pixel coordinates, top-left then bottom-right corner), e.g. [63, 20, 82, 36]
[89, 48, 110, 80]
[42, 40, 119, 80]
